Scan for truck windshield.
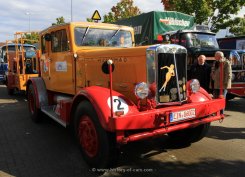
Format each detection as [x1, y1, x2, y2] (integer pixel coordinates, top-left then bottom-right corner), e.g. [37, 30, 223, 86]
[0, 45, 36, 63]
[74, 27, 133, 47]
[230, 51, 245, 70]
[181, 33, 219, 49]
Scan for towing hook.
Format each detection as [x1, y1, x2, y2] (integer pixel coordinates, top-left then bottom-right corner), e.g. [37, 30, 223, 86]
[219, 114, 225, 123]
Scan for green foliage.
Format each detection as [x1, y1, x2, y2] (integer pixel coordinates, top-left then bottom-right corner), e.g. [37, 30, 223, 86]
[162, 0, 245, 35]
[163, 0, 211, 24]
[103, 0, 141, 23]
[221, 17, 245, 36]
[86, 18, 93, 22]
[22, 32, 39, 44]
[52, 16, 65, 26]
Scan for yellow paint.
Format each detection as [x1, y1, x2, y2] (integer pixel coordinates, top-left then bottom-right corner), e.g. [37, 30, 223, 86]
[39, 22, 149, 103]
[6, 32, 40, 92]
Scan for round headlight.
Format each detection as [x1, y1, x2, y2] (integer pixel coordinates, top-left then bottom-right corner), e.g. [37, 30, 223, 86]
[190, 79, 200, 93]
[135, 82, 149, 99]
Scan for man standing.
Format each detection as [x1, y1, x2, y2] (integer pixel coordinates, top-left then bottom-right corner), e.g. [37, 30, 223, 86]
[190, 55, 211, 92]
[211, 51, 232, 113]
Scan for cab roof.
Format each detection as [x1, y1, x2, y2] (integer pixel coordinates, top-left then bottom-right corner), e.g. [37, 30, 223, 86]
[40, 22, 133, 35]
[163, 29, 216, 36]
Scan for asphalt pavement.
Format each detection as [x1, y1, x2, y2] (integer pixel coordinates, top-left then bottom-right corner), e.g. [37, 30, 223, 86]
[0, 84, 244, 177]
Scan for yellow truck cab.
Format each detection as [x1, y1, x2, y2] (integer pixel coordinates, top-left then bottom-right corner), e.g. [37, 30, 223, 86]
[6, 32, 39, 95]
[27, 22, 225, 169]
[39, 22, 134, 95]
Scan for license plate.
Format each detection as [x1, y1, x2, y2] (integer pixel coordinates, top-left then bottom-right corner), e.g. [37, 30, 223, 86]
[170, 108, 196, 122]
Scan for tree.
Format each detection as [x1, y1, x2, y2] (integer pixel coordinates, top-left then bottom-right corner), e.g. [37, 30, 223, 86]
[86, 18, 93, 22]
[161, 0, 245, 34]
[222, 17, 245, 36]
[52, 16, 65, 26]
[19, 32, 39, 45]
[103, 0, 141, 23]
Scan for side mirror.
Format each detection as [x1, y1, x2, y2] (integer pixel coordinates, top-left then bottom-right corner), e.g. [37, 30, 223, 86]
[44, 34, 51, 41]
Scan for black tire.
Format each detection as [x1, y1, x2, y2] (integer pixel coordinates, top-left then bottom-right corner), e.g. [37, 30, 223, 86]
[168, 123, 211, 144]
[74, 101, 118, 169]
[27, 84, 42, 122]
[7, 87, 14, 95]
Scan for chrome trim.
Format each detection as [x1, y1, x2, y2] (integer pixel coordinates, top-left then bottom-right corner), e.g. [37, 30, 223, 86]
[156, 44, 187, 54]
[147, 44, 187, 106]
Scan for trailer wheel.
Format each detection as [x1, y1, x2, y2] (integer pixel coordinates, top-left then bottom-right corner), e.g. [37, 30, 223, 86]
[74, 101, 118, 169]
[168, 123, 210, 144]
[27, 84, 42, 122]
[7, 88, 14, 95]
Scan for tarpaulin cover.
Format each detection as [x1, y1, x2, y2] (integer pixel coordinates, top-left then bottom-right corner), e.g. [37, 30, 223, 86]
[115, 11, 194, 45]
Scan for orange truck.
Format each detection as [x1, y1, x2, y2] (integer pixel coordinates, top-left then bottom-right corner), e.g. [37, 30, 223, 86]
[26, 22, 225, 169]
[6, 32, 39, 95]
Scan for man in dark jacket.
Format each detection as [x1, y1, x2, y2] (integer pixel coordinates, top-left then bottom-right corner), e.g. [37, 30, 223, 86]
[190, 55, 211, 92]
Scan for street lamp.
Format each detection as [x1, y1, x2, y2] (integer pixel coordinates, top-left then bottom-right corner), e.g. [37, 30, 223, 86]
[71, 0, 73, 22]
[25, 11, 30, 32]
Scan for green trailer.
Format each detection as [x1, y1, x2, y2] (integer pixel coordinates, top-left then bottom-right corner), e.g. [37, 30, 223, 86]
[115, 11, 194, 45]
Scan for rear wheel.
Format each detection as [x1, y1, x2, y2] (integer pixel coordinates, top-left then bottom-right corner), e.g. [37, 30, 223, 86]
[168, 123, 211, 144]
[74, 101, 118, 169]
[27, 84, 42, 122]
[7, 87, 14, 95]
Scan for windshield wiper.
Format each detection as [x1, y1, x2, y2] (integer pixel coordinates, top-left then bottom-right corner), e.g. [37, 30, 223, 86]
[110, 28, 121, 41]
[81, 26, 90, 45]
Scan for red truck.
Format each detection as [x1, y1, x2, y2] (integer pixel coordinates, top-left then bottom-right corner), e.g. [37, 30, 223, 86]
[27, 22, 225, 169]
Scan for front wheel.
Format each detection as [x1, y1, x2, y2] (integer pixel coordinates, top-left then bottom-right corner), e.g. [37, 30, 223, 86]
[168, 123, 211, 144]
[74, 101, 118, 169]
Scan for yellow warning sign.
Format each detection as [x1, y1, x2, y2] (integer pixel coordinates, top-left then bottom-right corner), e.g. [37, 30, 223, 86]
[91, 10, 101, 21]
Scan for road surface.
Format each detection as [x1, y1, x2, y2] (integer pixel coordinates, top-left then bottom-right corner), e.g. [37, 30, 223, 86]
[0, 84, 244, 177]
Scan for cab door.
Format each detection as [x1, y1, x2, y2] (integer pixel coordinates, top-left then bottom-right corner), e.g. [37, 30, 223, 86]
[47, 27, 74, 94]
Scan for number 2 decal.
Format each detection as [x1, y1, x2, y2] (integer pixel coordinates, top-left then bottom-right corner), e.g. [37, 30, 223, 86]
[114, 99, 124, 110]
[107, 96, 129, 114]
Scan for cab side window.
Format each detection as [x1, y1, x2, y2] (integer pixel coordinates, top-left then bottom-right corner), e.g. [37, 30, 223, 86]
[51, 29, 69, 52]
[41, 35, 46, 54]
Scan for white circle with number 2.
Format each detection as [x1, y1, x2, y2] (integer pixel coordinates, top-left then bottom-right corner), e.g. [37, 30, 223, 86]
[107, 96, 129, 114]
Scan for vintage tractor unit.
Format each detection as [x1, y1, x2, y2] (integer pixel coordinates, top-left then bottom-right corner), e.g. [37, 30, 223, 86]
[26, 22, 225, 168]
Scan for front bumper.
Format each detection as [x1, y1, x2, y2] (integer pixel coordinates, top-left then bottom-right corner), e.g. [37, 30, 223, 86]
[108, 98, 225, 143]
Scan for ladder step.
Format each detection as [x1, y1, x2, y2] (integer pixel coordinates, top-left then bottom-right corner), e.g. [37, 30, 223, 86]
[41, 105, 66, 127]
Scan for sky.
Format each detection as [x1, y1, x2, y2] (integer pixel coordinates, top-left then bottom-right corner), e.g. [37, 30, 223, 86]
[0, 0, 244, 42]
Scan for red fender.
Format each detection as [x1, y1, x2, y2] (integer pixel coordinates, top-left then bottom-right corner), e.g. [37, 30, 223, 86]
[71, 86, 139, 131]
[26, 77, 48, 108]
[186, 80, 212, 103]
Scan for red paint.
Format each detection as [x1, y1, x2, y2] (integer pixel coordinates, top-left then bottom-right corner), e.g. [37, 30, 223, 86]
[7, 75, 15, 89]
[109, 63, 113, 118]
[108, 98, 225, 131]
[27, 78, 40, 108]
[119, 113, 224, 144]
[72, 86, 139, 131]
[78, 116, 98, 157]
[28, 89, 35, 114]
[59, 100, 72, 122]
[228, 83, 245, 97]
